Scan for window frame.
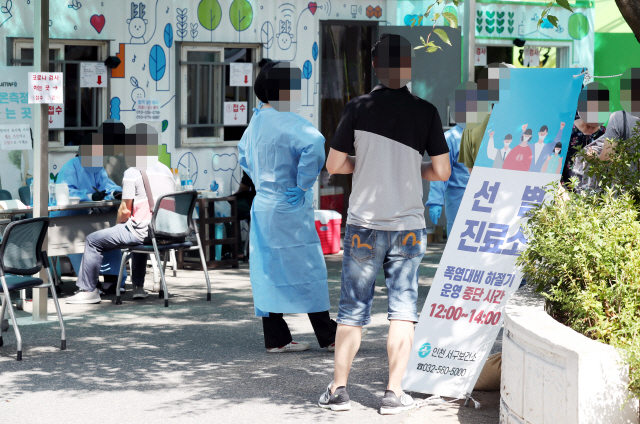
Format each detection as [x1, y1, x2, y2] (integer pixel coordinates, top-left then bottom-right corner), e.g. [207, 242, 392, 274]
[12, 38, 109, 150]
[177, 42, 260, 148]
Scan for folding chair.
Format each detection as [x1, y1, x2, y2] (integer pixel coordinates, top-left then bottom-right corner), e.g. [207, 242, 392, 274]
[0, 217, 66, 361]
[115, 191, 211, 307]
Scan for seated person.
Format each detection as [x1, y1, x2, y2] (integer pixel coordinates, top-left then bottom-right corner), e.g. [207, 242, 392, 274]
[66, 124, 175, 304]
[53, 121, 125, 292]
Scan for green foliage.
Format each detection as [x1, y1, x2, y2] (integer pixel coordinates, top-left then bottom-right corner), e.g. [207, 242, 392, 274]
[537, 0, 573, 30]
[413, 0, 459, 53]
[518, 123, 640, 401]
[7, 150, 21, 170]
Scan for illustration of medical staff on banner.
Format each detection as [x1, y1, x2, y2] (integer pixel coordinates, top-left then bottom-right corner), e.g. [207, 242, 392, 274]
[403, 68, 584, 398]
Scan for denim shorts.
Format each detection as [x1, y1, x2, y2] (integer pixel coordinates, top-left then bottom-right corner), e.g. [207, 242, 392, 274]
[337, 225, 427, 326]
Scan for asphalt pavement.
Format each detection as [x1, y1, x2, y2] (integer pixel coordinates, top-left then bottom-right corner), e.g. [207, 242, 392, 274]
[0, 243, 499, 424]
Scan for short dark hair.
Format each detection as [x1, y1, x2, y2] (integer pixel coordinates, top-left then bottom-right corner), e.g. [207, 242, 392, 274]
[524, 129, 533, 136]
[555, 142, 562, 149]
[371, 33, 411, 69]
[539, 125, 549, 133]
[253, 59, 280, 104]
[504, 134, 512, 140]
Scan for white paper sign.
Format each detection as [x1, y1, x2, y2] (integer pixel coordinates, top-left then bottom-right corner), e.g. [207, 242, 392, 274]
[48, 104, 64, 129]
[475, 47, 487, 67]
[524, 47, 540, 68]
[135, 98, 161, 122]
[0, 124, 32, 150]
[28, 72, 63, 104]
[229, 63, 253, 87]
[80, 62, 108, 88]
[224, 102, 247, 126]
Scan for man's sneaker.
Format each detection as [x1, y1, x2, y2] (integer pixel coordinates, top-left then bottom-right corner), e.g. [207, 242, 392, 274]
[327, 327, 369, 352]
[66, 288, 101, 304]
[318, 381, 351, 411]
[379, 390, 415, 415]
[266, 341, 310, 353]
[132, 287, 149, 299]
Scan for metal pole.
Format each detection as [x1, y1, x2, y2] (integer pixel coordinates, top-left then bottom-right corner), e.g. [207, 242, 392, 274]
[32, 0, 49, 321]
[463, 0, 476, 82]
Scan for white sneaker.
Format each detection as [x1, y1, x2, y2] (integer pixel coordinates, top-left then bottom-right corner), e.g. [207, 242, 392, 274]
[266, 341, 310, 353]
[132, 287, 149, 299]
[66, 288, 101, 304]
[380, 390, 415, 415]
[327, 327, 369, 352]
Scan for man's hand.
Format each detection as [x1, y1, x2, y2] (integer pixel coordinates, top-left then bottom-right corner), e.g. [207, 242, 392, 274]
[429, 205, 442, 224]
[112, 191, 122, 200]
[560, 122, 565, 130]
[116, 199, 132, 223]
[92, 190, 107, 201]
[522, 124, 528, 132]
[285, 186, 305, 206]
[489, 131, 495, 139]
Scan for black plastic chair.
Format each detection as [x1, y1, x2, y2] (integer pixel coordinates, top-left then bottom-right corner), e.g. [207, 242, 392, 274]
[115, 191, 211, 307]
[0, 217, 66, 361]
[0, 190, 11, 201]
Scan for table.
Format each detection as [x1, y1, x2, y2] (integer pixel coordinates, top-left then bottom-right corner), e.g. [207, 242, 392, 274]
[1, 200, 119, 318]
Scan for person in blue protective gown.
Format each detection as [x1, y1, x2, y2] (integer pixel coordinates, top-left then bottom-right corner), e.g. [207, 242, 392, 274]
[52, 121, 126, 293]
[425, 125, 469, 236]
[238, 60, 337, 353]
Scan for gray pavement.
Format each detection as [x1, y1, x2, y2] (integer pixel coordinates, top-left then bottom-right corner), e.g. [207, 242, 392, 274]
[0, 243, 499, 423]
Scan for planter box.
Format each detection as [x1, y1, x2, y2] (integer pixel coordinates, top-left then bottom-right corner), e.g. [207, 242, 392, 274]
[501, 288, 639, 424]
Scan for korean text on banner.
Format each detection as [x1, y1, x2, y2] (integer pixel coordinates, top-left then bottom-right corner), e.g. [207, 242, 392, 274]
[0, 67, 34, 126]
[28, 73, 63, 104]
[402, 68, 584, 399]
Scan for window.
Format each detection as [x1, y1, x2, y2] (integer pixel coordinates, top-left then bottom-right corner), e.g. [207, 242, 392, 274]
[13, 39, 109, 148]
[178, 43, 259, 146]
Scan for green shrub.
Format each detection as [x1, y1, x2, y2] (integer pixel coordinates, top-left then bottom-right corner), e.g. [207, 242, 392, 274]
[517, 122, 640, 400]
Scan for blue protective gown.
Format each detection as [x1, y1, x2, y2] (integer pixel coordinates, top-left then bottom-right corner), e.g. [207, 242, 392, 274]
[238, 107, 330, 317]
[52, 157, 125, 279]
[426, 125, 470, 235]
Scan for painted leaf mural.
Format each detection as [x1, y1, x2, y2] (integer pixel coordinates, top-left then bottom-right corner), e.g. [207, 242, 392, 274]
[164, 23, 174, 48]
[149, 45, 166, 81]
[230, 0, 253, 31]
[568, 12, 589, 40]
[197, 0, 222, 32]
[303, 60, 312, 80]
[312, 42, 318, 61]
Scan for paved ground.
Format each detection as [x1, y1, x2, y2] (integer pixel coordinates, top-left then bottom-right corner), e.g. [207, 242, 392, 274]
[0, 243, 499, 423]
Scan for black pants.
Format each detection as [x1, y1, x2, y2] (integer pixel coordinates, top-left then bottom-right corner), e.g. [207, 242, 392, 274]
[262, 311, 337, 349]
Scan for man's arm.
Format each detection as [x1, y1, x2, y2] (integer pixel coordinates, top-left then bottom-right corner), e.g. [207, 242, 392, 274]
[421, 153, 451, 181]
[116, 199, 132, 223]
[326, 148, 356, 175]
[554, 122, 566, 144]
[486, 131, 497, 161]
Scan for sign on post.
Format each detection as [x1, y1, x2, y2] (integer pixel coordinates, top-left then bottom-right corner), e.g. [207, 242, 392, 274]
[27, 72, 63, 104]
[0, 124, 32, 151]
[474, 47, 487, 67]
[402, 68, 584, 398]
[223, 102, 247, 126]
[48, 104, 64, 129]
[135, 98, 161, 122]
[80, 62, 108, 88]
[229, 63, 253, 87]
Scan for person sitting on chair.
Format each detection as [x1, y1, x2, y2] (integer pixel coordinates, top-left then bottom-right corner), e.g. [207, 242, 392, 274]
[66, 124, 175, 304]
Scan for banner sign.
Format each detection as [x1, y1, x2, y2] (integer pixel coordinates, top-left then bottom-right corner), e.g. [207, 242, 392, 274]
[403, 69, 584, 398]
[0, 67, 34, 126]
[28, 72, 63, 104]
[135, 98, 161, 122]
[0, 124, 32, 151]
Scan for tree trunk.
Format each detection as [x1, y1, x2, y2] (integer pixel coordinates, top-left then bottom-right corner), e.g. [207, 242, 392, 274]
[615, 0, 640, 44]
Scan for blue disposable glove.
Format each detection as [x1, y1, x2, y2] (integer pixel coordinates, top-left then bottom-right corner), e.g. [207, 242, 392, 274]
[285, 186, 305, 205]
[210, 181, 219, 192]
[429, 205, 442, 224]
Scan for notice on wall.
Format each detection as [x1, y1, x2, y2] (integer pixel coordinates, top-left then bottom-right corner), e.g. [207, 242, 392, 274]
[402, 68, 584, 399]
[80, 62, 108, 88]
[0, 124, 32, 151]
[48, 104, 64, 129]
[0, 66, 34, 126]
[229, 63, 253, 87]
[135, 98, 161, 122]
[475, 47, 487, 67]
[523, 47, 540, 68]
[223, 102, 247, 126]
[28, 72, 63, 104]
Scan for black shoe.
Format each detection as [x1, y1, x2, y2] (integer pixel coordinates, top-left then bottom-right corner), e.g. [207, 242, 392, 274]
[380, 390, 415, 415]
[318, 381, 351, 411]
